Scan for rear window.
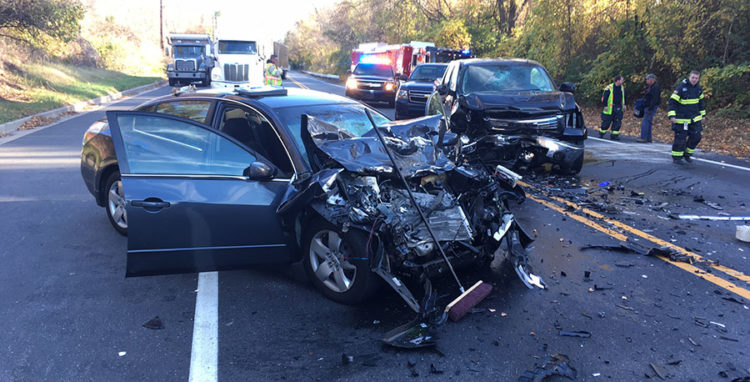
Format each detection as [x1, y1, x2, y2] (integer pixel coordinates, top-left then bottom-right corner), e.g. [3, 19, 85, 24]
[409, 65, 447, 81]
[154, 100, 212, 124]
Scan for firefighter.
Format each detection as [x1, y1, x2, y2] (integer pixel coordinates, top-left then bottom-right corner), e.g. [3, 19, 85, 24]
[599, 75, 626, 140]
[264, 55, 283, 87]
[668, 70, 705, 164]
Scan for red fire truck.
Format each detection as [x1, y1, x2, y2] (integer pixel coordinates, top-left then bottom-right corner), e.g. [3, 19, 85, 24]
[351, 42, 434, 78]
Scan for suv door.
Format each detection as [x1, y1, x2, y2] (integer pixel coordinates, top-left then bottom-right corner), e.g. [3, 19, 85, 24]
[106, 111, 294, 276]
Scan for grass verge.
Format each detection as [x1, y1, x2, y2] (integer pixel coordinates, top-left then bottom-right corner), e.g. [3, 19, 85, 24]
[0, 60, 162, 124]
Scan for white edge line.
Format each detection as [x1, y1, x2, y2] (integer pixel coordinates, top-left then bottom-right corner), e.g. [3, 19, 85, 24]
[587, 136, 750, 172]
[189, 271, 219, 382]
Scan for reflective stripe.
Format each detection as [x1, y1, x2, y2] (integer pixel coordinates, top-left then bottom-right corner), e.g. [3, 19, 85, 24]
[611, 130, 620, 135]
[599, 129, 608, 133]
[670, 93, 681, 101]
[686, 148, 695, 154]
[693, 115, 703, 122]
[667, 110, 676, 117]
[674, 118, 692, 123]
[699, 93, 704, 99]
[602, 83, 625, 115]
[672, 151, 684, 157]
[677, 98, 700, 105]
[700, 110, 706, 115]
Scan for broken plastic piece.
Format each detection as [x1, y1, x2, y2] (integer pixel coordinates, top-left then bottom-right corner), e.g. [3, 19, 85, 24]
[559, 330, 591, 338]
[142, 316, 164, 330]
[382, 319, 436, 349]
[650, 362, 667, 380]
[737, 225, 750, 243]
[515, 263, 546, 289]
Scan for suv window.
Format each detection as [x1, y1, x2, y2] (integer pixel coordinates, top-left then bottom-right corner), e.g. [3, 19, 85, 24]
[116, 114, 254, 176]
[217, 103, 293, 177]
[155, 100, 212, 124]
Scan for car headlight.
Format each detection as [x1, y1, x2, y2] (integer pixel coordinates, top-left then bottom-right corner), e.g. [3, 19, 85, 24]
[167, 64, 174, 71]
[385, 82, 395, 91]
[397, 89, 408, 99]
[211, 67, 222, 81]
[346, 77, 358, 89]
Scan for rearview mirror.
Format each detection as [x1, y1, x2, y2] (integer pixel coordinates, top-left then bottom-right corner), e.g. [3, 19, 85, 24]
[559, 82, 575, 93]
[244, 161, 275, 180]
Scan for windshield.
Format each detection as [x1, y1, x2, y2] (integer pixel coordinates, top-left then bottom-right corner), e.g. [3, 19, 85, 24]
[174, 45, 204, 57]
[354, 64, 394, 78]
[275, 104, 390, 160]
[218, 40, 257, 55]
[460, 64, 555, 93]
[409, 65, 447, 82]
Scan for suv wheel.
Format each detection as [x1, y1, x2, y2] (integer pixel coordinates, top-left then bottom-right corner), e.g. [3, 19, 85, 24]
[302, 218, 379, 304]
[105, 171, 127, 236]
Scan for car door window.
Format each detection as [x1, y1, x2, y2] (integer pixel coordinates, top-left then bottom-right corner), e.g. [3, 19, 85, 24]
[442, 63, 454, 87]
[116, 114, 255, 176]
[154, 100, 212, 124]
[217, 104, 294, 177]
[449, 63, 460, 91]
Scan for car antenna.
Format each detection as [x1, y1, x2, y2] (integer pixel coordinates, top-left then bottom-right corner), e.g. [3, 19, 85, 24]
[364, 109, 491, 321]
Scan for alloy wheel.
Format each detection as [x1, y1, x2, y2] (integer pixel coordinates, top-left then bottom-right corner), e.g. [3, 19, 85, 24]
[308, 230, 357, 293]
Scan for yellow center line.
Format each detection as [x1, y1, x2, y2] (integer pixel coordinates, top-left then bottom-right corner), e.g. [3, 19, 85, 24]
[286, 74, 309, 89]
[520, 181, 750, 284]
[521, 183, 750, 300]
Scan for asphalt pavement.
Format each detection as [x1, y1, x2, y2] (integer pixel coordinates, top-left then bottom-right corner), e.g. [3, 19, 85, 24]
[0, 72, 748, 381]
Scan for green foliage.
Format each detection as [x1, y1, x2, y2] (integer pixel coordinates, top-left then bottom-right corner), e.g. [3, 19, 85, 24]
[702, 64, 750, 118]
[0, 0, 84, 47]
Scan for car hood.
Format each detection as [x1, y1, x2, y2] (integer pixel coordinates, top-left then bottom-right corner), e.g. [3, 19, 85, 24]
[302, 115, 453, 178]
[399, 81, 435, 92]
[461, 91, 576, 114]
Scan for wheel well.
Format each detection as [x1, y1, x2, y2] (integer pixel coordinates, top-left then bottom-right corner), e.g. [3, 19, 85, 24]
[97, 165, 120, 206]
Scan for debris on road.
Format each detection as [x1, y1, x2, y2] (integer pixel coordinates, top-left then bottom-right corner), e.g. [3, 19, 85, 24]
[559, 330, 591, 338]
[647, 246, 692, 263]
[650, 362, 668, 380]
[142, 316, 164, 330]
[382, 319, 435, 349]
[580, 243, 646, 255]
[518, 353, 577, 382]
[737, 225, 750, 242]
[429, 363, 444, 374]
[341, 353, 354, 365]
[118, 351, 127, 357]
[677, 215, 750, 221]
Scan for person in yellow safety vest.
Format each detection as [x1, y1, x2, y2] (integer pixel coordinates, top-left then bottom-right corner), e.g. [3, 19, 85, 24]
[668, 70, 706, 165]
[264, 55, 283, 87]
[599, 75, 626, 140]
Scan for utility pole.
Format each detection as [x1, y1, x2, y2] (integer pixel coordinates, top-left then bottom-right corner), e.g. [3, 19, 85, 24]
[160, 0, 164, 51]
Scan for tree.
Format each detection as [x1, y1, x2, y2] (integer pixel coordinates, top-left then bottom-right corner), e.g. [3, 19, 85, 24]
[0, 0, 84, 45]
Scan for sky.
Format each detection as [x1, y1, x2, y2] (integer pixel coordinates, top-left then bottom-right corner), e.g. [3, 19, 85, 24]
[84, 0, 339, 42]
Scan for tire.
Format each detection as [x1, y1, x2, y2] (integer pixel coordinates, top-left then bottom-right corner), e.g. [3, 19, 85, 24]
[168, 78, 176, 86]
[302, 218, 379, 304]
[560, 152, 584, 175]
[104, 170, 128, 236]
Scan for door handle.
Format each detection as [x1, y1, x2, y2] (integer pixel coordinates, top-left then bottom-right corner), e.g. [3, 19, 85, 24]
[131, 199, 170, 210]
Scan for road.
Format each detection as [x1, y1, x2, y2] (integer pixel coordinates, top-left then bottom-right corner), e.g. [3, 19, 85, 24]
[0, 71, 748, 381]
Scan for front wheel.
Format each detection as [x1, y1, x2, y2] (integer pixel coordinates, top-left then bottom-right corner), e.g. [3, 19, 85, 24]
[302, 219, 379, 304]
[168, 78, 176, 86]
[104, 170, 127, 236]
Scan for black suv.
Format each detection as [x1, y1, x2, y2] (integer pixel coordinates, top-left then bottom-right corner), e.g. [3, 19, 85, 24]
[394, 63, 447, 120]
[427, 59, 586, 174]
[344, 63, 398, 107]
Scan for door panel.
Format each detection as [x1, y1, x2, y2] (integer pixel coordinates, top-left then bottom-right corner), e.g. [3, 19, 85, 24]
[106, 111, 293, 277]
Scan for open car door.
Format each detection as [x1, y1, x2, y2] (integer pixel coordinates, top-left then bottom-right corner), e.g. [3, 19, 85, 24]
[106, 111, 294, 276]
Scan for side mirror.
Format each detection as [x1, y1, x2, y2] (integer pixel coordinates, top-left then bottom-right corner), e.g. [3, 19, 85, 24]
[436, 84, 449, 95]
[559, 82, 575, 93]
[346, 69, 352, 75]
[244, 161, 275, 180]
[398, 74, 408, 81]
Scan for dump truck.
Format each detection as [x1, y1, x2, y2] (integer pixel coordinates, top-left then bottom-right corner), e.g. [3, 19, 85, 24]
[166, 34, 214, 87]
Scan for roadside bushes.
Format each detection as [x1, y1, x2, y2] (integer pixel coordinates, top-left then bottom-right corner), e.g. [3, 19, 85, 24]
[701, 64, 750, 118]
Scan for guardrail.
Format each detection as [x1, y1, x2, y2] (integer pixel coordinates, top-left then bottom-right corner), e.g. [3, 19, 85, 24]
[301, 70, 343, 82]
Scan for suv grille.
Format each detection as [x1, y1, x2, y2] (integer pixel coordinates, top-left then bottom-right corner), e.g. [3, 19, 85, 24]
[223, 64, 249, 82]
[356, 80, 383, 90]
[485, 115, 562, 131]
[176, 59, 196, 71]
[408, 90, 432, 103]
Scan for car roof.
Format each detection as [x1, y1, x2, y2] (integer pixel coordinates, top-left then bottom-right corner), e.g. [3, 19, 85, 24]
[416, 63, 448, 67]
[455, 58, 544, 67]
[146, 87, 359, 110]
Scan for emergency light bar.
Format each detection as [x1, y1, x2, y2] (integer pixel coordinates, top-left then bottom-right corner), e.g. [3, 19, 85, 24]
[359, 55, 391, 65]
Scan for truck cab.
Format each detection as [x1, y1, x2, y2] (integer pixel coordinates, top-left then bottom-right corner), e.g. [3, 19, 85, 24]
[210, 39, 265, 88]
[166, 34, 214, 87]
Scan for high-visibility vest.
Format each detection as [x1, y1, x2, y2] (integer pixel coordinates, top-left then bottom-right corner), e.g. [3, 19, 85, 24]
[264, 63, 282, 86]
[602, 83, 625, 115]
